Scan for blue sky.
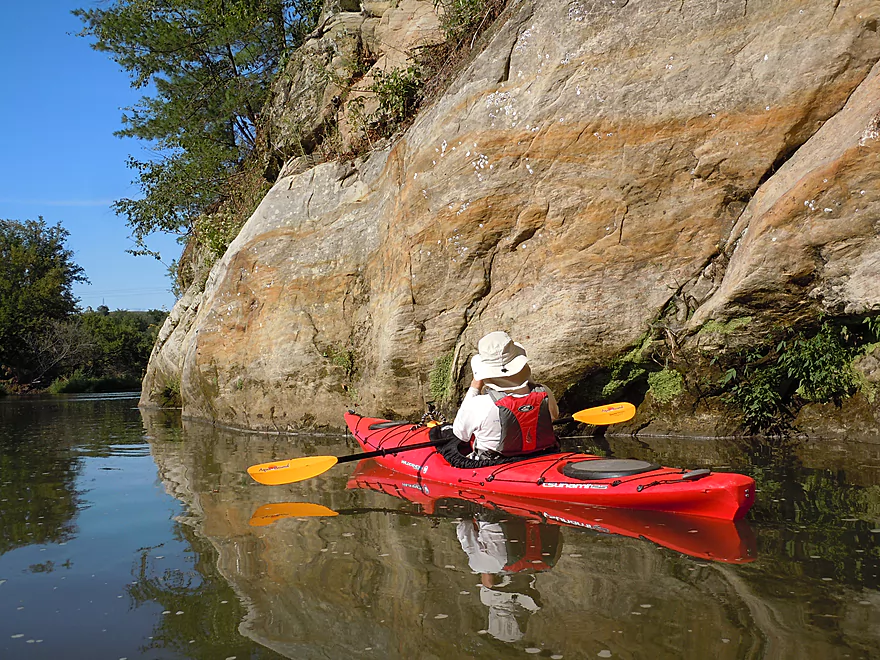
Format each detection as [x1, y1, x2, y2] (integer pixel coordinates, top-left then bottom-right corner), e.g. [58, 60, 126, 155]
[1, 2, 179, 311]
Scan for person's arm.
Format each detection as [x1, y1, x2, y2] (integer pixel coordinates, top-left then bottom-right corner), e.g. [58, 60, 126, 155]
[545, 387, 560, 420]
[468, 378, 484, 394]
[453, 381, 486, 443]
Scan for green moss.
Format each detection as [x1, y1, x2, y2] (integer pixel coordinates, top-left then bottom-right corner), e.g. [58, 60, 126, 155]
[699, 316, 753, 334]
[326, 345, 356, 379]
[647, 368, 684, 404]
[429, 351, 455, 403]
[854, 369, 877, 403]
[601, 335, 652, 398]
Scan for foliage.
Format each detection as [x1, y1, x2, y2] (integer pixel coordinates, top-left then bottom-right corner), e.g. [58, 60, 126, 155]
[74, 0, 322, 256]
[777, 322, 859, 401]
[727, 362, 785, 433]
[429, 351, 455, 403]
[160, 377, 182, 407]
[647, 368, 684, 404]
[326, 345, 356, 378]
[367, 66, 424, 136]
[0, 218, 88, 382]
[721, 318, 876, 433]
[434, 0, 506, 48]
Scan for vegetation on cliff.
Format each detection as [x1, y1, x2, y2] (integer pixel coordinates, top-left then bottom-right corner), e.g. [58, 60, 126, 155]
[74, 0, 323, 264]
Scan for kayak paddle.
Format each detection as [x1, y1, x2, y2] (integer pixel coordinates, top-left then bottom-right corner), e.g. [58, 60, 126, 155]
[247, 402, 636, 486]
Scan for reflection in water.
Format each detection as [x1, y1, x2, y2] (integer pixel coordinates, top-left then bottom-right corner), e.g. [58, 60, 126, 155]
[0, 396, 284, 659]
[138, 409, 880, 659]
[0, 396, 89, 554]
[457, 517, 559, 642]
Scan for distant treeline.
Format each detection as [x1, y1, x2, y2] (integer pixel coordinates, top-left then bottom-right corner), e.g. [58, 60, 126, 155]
[3, 306, 167, 395]
[1, 217, 167, 394]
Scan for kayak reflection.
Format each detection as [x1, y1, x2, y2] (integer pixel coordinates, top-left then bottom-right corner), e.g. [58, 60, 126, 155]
[347, 459, 757, 565]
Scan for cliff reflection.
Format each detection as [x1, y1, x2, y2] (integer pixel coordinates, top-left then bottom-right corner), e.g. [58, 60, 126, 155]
[142, 409, 880, 659]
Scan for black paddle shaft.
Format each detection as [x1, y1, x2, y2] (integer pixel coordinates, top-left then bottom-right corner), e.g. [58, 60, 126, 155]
[337, 437, 447, 464]
[342, 415, 577, 466]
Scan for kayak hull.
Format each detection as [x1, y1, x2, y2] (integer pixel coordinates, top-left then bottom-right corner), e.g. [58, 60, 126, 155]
[344, 412, 756, 521]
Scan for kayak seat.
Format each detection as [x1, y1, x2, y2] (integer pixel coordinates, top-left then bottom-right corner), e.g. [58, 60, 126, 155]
[562, 458, 660, 480]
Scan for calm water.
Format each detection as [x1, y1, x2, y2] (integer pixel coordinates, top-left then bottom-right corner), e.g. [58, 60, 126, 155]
[1, 395, 879, 659]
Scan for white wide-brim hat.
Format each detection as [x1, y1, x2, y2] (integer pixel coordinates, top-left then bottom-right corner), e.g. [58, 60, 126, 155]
[471, 331, 530, 390]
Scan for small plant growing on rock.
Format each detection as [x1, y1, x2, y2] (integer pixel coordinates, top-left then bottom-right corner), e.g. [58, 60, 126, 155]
[429, 351, 455, 403]
[647, 368, 684, 404]
[369, 66, 424, 135]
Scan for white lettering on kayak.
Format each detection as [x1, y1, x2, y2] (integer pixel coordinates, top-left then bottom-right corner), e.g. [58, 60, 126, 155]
[540, 482, 609, 490]
[545, 515, 609, 532]
[402, 482, 429, 495]
[401, 459, 428, 474]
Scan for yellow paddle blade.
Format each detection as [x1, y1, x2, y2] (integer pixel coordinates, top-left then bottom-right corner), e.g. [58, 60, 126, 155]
[572, 402, 636, 425]
[249, 502, 339, 526]
[247, 455, 339, 485]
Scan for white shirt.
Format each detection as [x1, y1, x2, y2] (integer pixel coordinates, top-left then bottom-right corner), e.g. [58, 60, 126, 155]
[452, 384, 559, 455]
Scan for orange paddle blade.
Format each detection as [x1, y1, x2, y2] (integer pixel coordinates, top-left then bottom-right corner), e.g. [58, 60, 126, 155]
[572, 402, 636, 425]
[247, 455, 339, 485]
[249, 502, 339, 525]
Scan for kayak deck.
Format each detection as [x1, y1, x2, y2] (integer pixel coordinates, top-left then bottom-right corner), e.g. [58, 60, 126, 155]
[344, 412, 755, 521]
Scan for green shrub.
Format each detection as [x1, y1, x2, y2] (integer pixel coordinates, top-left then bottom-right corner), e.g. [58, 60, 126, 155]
[369, 66, 424, 134]
[720, 319, 872, 432]
[727, 364, 785, 433]
[159, 378, 181, 407]
[778, 322, 858, 402]
[49, 368, 141, 394]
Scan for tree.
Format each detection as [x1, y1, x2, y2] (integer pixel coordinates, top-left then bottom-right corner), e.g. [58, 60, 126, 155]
[0, 219, 88, 382]
[74, 0, 323, 258]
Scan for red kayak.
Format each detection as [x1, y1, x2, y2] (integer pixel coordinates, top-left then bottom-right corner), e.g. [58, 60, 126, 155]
[348, 459, 757, 564]
[344, 411, 756, 521]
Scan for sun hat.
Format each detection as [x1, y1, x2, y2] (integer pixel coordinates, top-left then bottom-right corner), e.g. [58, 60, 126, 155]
[471, 331, 531, 390]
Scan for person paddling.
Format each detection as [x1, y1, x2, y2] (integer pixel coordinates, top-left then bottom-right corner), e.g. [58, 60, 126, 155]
[452, 331, 560, 460]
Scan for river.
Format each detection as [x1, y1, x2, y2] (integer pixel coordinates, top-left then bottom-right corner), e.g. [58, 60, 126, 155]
[0, 393, 878, 659]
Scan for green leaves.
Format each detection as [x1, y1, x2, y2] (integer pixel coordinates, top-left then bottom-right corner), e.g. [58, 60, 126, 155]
[778, 322, 858, 403]
[74, 0, 322, 255]
[721, 320, 866, 433]
[0, 218, 87, 382]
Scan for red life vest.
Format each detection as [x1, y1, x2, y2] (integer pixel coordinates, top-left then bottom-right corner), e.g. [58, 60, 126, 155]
[488, 386, 557, 456]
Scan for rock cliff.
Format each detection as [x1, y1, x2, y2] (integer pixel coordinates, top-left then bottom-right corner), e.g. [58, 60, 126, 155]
[141, 0, 880, 436]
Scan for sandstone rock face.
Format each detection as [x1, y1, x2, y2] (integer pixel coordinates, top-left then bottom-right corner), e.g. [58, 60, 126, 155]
[142, 0, 880, 433]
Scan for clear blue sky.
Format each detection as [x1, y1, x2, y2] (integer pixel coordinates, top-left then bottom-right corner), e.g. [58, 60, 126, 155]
[1, 2, 180, 311]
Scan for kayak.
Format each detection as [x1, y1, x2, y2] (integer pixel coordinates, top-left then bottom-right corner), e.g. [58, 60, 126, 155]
[344, 411, 756, 521]
[347, 459, 757, 564]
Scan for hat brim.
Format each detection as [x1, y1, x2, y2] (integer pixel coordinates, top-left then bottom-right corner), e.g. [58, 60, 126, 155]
[471, 352, 530, 384]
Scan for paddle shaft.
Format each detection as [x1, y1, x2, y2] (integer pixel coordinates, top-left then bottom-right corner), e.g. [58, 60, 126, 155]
[334, 408, 628, 463]
[337, 437, 447, 464]
[345, 413, 590, 462]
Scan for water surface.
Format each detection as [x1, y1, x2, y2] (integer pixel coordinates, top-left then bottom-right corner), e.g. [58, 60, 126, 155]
[1, 394, 879, 658]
